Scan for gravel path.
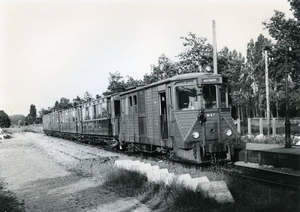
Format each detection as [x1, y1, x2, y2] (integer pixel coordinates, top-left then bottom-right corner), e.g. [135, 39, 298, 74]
[0, 131, 152, 212]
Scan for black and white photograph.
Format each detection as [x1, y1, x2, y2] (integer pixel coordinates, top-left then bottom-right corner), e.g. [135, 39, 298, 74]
[0, 0, 299, 211]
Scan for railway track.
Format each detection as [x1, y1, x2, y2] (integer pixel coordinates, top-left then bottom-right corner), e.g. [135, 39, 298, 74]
[42, 134, 300, 190]
[75, 141, 300, 190]
[225, 164, 300, 190]
[40, 135, 120, 162]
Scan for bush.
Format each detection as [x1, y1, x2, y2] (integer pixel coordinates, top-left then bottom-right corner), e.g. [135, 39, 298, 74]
[0, 182, 25, 212]
[0, 110, 11, 128]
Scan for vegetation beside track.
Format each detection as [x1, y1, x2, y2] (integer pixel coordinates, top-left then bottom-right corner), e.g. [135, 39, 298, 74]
[0, 181, 25, 212]
[73, 158, 300, 212]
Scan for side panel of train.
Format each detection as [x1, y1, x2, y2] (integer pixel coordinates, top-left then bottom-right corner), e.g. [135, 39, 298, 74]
[119, 84, 172, 152]
[43, 112, 61, 137]
[119, 73, 240, 163]
[43, 95, 121, 143]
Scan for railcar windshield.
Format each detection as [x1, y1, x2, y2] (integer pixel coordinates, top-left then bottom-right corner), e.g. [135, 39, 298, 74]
[175, 83, 228, 110]
[175, 85, 199, 110]
[202, 85, 217, 109]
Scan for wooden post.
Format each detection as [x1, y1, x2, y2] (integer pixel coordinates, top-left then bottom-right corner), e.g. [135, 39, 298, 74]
[237, 118, 241, 133]
[259, 118, 263, 134]
[258, 152, 262, 166]
[212, 20, 217, 74]
[265, 50, 270, 135]
[272, 118, 276, 136]
[248, 118, 251, 135]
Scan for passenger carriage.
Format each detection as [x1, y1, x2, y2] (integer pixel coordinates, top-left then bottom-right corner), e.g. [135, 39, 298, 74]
[119, 72, 240, 163]
[43, 111, 61, 137]
[43, 95, 121, 144]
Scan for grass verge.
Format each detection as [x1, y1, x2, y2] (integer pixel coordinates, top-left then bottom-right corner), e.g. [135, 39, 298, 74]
[0, 181, 25, 212]
[73, 159, 300, 212]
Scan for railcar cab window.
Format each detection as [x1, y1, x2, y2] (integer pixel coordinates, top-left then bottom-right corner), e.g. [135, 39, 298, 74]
[202, 85, 217, 109]
[176, 85, 199, 110]
[220, 84, 228, 108]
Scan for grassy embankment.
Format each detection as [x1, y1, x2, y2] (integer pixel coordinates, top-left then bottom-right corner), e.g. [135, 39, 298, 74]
[0, 181, 25, 212]
[74, 158, 300, 212]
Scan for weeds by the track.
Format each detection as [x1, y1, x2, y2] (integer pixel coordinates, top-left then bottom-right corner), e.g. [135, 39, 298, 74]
[73, 159, 300, 212]
[0, 181, 25, 212]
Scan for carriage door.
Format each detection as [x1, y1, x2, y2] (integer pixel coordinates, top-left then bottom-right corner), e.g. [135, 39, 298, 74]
[159, 92, 168, 139]
[114, 100, 121, 136]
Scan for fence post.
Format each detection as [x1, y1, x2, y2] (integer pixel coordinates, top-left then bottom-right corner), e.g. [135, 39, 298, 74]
[237, 118, 241, 133]
[259, 118, 263, 135]
[248, 118, 251, 135]
[272, 118, 276, 136]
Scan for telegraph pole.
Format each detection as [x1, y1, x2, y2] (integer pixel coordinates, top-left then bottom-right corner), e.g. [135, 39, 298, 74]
[285, 47, 292, 148]
[212, 20, 217, 74]
[264, 50, 270, 135]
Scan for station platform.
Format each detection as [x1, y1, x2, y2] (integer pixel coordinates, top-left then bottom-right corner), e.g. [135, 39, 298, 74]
[237, 143, 300, 171]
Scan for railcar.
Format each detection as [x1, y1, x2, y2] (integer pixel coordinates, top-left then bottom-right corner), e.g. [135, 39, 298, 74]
[119, 72, 240, 163]
[43, 95, 121, 144]
[43, 72, 240, 164]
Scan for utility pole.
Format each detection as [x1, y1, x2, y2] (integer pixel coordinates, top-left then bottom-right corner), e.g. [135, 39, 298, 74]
[264, 50, 270, 135]
[212, 20, 217, 74]
[285, 47, 292, 148]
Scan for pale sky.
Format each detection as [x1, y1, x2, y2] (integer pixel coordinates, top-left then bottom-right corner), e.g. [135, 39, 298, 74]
[0, 0, 293, 116]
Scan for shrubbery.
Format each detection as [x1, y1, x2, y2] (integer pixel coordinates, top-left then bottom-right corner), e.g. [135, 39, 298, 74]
[0, 110, 11, 128]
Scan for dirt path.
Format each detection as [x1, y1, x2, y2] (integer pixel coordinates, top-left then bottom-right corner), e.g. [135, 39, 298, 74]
[0, 132, 152, 212]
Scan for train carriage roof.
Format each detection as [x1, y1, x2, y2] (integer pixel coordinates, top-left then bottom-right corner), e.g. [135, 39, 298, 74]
[120, 72, 226, 96]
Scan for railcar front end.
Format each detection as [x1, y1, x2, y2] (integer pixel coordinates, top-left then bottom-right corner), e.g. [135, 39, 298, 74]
[171, 73, 240, 163]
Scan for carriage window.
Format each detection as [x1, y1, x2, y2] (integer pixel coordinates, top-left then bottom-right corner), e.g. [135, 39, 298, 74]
[102, 102, 108, 117]
[97, 104, 102, 118]
[203, 85, 217, 109]
[93, 105, 97, 119]
[129, 96, 133, 106]
[220, 85, 228, 108]
[125, 97, 129, 115]
[133, 95, 137, 105]
[176, 85, 198, 110]
[85, 107, 90, 120]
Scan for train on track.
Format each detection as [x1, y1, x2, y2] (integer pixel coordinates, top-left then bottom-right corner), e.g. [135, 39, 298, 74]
[43, 72, 241, 164]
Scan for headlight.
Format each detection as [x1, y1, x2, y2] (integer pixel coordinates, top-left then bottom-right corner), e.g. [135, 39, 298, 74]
[225, 129, 232, 136]
[192, 132, 200, 139]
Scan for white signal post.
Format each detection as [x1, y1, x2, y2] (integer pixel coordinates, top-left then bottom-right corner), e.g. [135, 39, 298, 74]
[264, 50, 270, 135]
[212, 20, 218, 74]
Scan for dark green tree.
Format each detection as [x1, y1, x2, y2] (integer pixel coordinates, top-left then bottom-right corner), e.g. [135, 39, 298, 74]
[177, 32, 244, 77]
[218, 47, 245, 118]
[103, 71, 142, 95]
[38, 108, 51, 116]
[143, 54, 179, 84]
[52, 97, 73, 110]
[73, 96, 84, 106]
[125, 76, 143, 88]
[177, 32, 213, 73]
[59, 97, 72, 109]
[27, 104, 37, 125]
[263, 0, 300, 116]
[0, 110, 11, 128]
[83, 91, 93, 102]
[241, 35, 272, 118]
[103, 71, 126, 95]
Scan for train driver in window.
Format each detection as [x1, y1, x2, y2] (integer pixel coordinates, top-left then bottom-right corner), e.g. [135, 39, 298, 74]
[203, 85, 217, 109]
